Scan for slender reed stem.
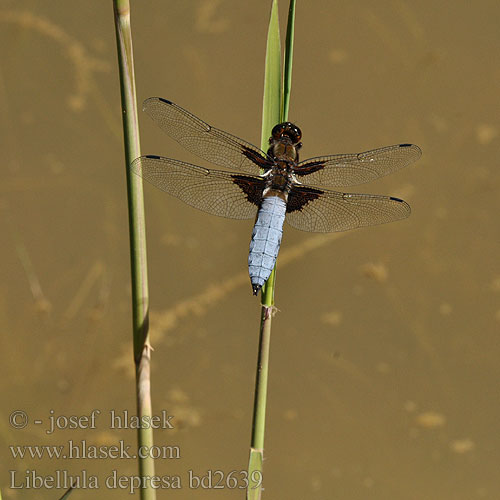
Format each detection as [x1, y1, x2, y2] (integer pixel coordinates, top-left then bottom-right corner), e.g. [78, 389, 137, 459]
[247, 304, 273, 499]
[112, 2, 156, 498]
[57, 484, 74, 499]
[247, 2, 295, 498]
[282, 0, 295, 121]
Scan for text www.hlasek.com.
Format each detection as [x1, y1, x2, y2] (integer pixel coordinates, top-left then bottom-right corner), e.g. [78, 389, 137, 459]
[10, 440, 180, 460]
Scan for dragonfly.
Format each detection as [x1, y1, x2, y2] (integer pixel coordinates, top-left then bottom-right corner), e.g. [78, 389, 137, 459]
[132, 98, 421, 295]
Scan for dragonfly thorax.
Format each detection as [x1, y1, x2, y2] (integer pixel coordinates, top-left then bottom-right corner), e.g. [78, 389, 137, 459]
[269, 140, 299, 163]
[262, 164, 294, 201]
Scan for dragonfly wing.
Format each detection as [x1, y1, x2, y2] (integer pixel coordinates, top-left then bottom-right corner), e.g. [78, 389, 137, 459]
[285, 185, 411, 233]
[131, 155, 264, 219]
[142, 98, 272, 174]
[295, 143, 421, 187]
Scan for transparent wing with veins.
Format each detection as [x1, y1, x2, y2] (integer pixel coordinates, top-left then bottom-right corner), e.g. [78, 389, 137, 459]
[131, 155, 264, 219]
[295, 143, 421, 188]
[142, 97, 272, 175]
[286, 185, 411, 233]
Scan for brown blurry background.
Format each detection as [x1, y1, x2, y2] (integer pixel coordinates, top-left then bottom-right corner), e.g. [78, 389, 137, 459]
[1, 1, 499, 499]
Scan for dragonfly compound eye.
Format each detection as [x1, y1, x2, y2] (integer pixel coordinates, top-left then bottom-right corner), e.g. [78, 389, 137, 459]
[271, 123, 286, 139]
[272, 122, 302, 144]
[289, 124, 302, 143]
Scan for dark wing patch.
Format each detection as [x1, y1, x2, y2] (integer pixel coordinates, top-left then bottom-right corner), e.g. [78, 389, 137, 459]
[143, 98, 271, 174]
[131, 155, 263, 219]
[232, 175, 265, 206]
[241, 145, 274, 171]
[286, 185, 411, 233]
[286, 185, 322, 213]
[295, 143, 421, 187]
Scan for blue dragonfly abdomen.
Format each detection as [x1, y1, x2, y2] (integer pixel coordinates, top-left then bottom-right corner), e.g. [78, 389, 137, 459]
[248, 196, 287, 295]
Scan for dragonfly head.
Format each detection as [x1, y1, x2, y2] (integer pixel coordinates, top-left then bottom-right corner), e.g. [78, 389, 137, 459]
[271, 122, 302, 146]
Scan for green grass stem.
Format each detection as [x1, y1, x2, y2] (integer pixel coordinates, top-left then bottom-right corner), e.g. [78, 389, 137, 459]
[112, 2, 156, 499]
[57, 485, 74, 499]
[282, 0, 296, 121]
[247, 2, 296, 498]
